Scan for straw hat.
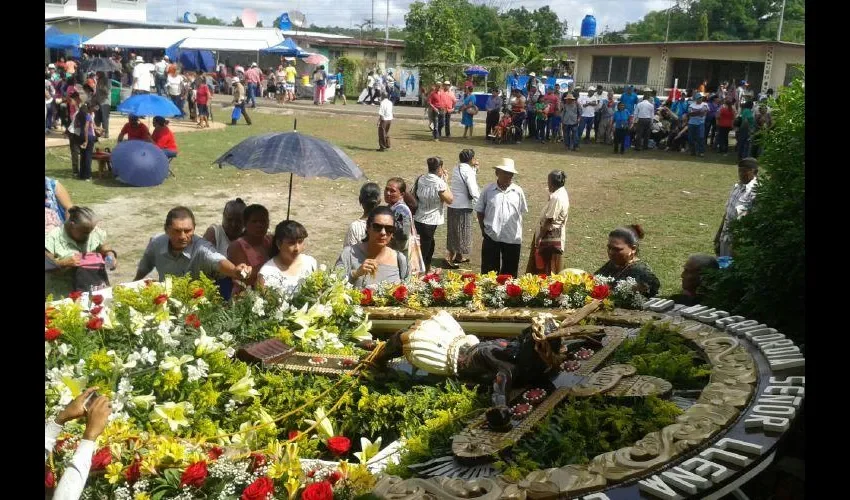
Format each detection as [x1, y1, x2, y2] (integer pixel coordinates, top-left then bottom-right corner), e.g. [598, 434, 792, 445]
[494, 158, 518, 174]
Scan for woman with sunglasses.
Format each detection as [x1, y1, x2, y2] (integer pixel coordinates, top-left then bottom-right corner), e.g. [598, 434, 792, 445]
[336, 206, 410, 288]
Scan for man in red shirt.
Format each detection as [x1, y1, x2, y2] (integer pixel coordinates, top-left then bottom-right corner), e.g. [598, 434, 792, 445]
[440, 81, 457, 138]
[195, 79, 211, 128]
[542, 87, 560, 141]
[116, 115, 152, 143]
[244, 63, 261, 108]
[428, 84, 444, 141]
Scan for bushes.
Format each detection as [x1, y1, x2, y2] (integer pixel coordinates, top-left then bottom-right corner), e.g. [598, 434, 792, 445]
[335, 56, 360, 97]
[701, 76, 806, 343]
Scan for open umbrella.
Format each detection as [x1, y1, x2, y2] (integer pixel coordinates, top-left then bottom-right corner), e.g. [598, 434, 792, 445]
[303, 53, 329, 66]
[213, 120, 365, 219]
[82, 57, 121, 74]
[464, 65, 489, 77]
[117, 94, 182, 118]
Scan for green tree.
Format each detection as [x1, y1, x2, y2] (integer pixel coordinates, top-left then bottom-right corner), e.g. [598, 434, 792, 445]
[701, 74, 806, 342]
[191, 13, 226, 26]
[404, 0, 467, 64]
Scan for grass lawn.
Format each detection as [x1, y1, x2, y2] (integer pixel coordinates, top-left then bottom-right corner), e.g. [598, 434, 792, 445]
[45, 104, 736, 295]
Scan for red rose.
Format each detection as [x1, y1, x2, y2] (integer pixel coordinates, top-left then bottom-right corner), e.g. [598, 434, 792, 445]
[91, 447, 112, 471]
[360, 288, 373, 306]
[90, 305, 103, 316]
[45, 328, 62, 342]
[288, 430, 300, 441]
[249, 452, 266, 471]
[124, 459, 141, 484]
[91, 294, 104, 305]
[326, 436, 351, 456]
[432, 288, 446, 301]
[392, 285, 408, 302]
[306, 469, 316, 478]
[86, 317, 104, 330]
[505, 284, 522, 298]
[45, 467, 56, 489]
[423, 273, 440, 283]
[591, 284, 610, 300]
[241, 476, 275, 500]
[548, 282, 564, 299]
[192, 288, 205, 299]
[68, 290, 82, 301]
[185, 314, 201, 328]
[301, 481, 333, 500]
[153, 294, 168, 306]
[180, 461, 208, 488]
[461, 273, 476, 282]
[538, 274, 548, 280]
[463, 281, 476, 296]
[206, 447, 224, 460]
[496, 274, 512, 285]
[328, 470, 342, 485]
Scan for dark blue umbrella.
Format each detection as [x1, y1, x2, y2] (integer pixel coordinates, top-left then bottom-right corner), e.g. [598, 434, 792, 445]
[262, 38, 309, 57]
[213, 122, 365, 218]
[112, 141, 170, 187]
[117, 94, 181, 118]
[464, 65, 489, 76]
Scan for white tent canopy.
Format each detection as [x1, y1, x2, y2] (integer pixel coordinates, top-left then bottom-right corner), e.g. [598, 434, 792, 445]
[178, 28, 283, 51]
[83, 29, 194, 49]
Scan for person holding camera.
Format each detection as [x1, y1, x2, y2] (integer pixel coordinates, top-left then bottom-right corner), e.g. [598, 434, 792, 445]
[45, 387, 112, 500]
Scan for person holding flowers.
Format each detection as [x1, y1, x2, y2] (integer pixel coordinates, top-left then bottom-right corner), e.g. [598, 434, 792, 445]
[594, 224, 660, 298]
[336, 206, 410, 288]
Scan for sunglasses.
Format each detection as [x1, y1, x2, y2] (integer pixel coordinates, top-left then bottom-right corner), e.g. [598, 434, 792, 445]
[371, 223, 395, 234]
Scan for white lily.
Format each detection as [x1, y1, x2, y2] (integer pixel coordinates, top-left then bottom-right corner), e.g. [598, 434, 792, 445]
[252, 296, 267, 317]
[229, 370, 260, 402]
[139, 347, 157, 365]
[354, 436, 382, 464]
[128, 307, 147, 336]
[159, 354, 194, 373]
[186, 358, 209, 382]
[58, 343, 72, 357]
[304, 406, 334, 440]
[350, 320, 373, 342]
[194, 328, 224, 356]
[131, 393, 156, 410]
[150, 401, 192, 431]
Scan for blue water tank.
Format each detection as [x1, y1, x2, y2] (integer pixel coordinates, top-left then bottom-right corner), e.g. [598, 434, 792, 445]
[580, 15, 597, 38]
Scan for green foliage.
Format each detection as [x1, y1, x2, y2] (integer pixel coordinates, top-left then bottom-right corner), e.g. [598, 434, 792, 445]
[501, 396, 683, 475]
[612, 322, 711, 389]
[336, 56, 360, 97]
[619, 0, 805, 43]
[701, 76, 805, 342]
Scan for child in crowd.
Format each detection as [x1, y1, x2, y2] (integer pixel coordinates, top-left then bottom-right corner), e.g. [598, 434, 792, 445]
[612, 101, 631, 154]
[534, 96, 547, 142]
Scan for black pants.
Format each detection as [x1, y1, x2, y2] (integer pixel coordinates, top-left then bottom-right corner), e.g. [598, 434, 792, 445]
[80, 139, 94, 180]
[415, 221, 438, 272]
[527, 113, 537, 139]
[485, 109, 500, 138]
[231, 103, 252, 125]
[95, 104, 110, 137]
[443, 112, 452, 137]
[717, 127, 731, 153]
[68, 134, 82, 175]
[594, 111, 601, 137]
[614, 128, 628, 153]
[635, 118, 652, 150]
[512, 112, 525, 142]
[705, 116, 717, 145]
[481, 234, 521, 277]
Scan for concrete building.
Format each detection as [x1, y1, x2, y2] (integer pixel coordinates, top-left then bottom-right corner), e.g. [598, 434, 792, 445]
[46, 0, 147, 25]
[551, 40, 804, 94]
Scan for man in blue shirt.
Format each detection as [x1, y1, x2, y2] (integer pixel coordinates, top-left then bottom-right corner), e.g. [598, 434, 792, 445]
[612, 101, 631, 154]
[686, 93, 709, 157]
[619, 85, 638, 114]
[332, 68, 346, 105]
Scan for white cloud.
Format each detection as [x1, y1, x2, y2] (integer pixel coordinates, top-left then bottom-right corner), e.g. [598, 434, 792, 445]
[148, 0, 667, 33]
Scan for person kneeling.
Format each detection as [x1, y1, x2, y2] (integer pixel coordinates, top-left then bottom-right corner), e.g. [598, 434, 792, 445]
[152, 116, 178, 159]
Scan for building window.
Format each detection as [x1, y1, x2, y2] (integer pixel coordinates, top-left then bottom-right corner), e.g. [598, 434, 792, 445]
[386, 52, 397, 67]
[77, 0, 97, 11]
[364, 50, 378, 61]
[328, 50, 344, 60]
[590, 56, 650, 85]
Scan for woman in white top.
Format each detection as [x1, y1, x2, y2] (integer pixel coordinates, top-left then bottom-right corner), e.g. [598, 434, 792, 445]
[258, 220, 318, 298]
[345, 182, 381, 248]
[166, 67, 186, 117]
[527, 170, 570, 275]
[413, 157, 453, 272]
[445, 149, 480, 268]
[202, 198, 246, 300]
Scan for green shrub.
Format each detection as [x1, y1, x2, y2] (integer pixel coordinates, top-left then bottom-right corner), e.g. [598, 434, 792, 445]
[336, 56, 360, 97]
[701, 76, 805, 343]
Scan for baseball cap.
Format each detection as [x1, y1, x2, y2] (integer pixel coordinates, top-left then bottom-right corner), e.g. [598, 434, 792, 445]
[251, 62, 258, 67]
[135, 56, 144, 63]
[232, 77, 240, 83]
[443, 80, 451, 85]
[529, 72, 536, 77]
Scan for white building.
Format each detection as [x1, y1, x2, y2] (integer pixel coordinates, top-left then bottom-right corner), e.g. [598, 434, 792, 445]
[45, 0, 147, 23]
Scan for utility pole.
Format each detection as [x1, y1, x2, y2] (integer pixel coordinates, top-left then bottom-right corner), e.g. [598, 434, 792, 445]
[777, 0, 786, 41]
[385, 0, 390, 42]
[371, 0, 375, 40]
[665, 1, 674, 43]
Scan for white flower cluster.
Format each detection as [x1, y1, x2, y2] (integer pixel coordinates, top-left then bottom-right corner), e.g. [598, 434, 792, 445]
[208, 458, 257, 497]
[611, 276, 647, 309]
[122, 346, 158, 369]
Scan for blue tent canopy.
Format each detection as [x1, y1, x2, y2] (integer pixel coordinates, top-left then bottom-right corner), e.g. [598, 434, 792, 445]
[262, 38, 309, 57]
[45, 31, 88, 57]
[177, 49, 216, 73]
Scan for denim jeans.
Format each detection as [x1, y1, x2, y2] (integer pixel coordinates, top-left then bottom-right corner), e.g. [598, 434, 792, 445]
[170, 95, 184, 117]
[247, 82, 257, 107]
[688, 123, 705, 154]
[535, 118, 546, 140]
[547, 116, 560, 140]
[563, 124, 578, 149]
[578, 116, 594, 141]
[431, 111, 444, 139]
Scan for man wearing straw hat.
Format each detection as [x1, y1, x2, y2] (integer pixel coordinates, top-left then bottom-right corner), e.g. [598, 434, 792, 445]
[475, 158, 528, 277]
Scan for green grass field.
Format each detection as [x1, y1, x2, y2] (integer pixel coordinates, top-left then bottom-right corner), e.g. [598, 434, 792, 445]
[45, 104, 735, 295]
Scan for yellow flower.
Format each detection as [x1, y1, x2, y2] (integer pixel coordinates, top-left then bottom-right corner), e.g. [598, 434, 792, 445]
[584, 295, 594, 305]
[517, 275, 541, 298]
[285, 476, 301, 500]
[267, 460, 289, 479]
[150, 402, 192, 432]
[105, 462, 125, 484]
[266, 439, 285, 460]
[135, 493, 151, 500]
[229, 370, 260, 402]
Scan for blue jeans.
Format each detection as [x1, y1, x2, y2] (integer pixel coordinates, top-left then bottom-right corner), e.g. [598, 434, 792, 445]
[163, 149, 177, 159]
[247, 82, 257, 107]
[688, 123, 705, 154]
[547, 116, 560, 140]
[170, 95, 184, 118]
[536, 118, 546, 140]
[563, 124, 578, 149]
[578, 116, 594, 141]
[155, 75, 166, 96]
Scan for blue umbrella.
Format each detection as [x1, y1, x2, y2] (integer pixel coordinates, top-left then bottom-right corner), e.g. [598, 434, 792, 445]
[117, 94, 181, 118]
[112, 141, 170, 187]
[262, 38, 309, 57]
[213, 122, 365, 218]
[464, 65, 489, 77]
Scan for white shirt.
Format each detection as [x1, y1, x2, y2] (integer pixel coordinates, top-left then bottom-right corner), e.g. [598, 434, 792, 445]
[414, 173, 449, 226]
[722, 177, 758, 237]
[345, 219, 367, 247]
[578, 95, 597, 118]
[167, 74, 184, 96]
[132, 63, 155, 91]
[635, 99, 655, 119]
[258, 255, 317, 297]
[366, 75, 375, 87]
[379, 98, 394, 120]
[154, 60, 168, 76]
[539, 186, 570, 248]
[449, 163, 480, 210]
[45, 420, 96, 500]
[475, 182, 528, 245]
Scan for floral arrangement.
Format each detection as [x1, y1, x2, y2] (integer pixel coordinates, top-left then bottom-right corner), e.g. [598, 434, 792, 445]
[357, 270, 646, 310]
[45, 271, 487, 499]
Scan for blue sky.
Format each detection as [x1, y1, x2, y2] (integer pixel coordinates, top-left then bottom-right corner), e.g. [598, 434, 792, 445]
[147, 0, 672, 34]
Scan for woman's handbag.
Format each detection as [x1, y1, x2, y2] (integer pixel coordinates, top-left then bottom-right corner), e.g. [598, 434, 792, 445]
[231, 106, 242, 120]
[467, 104, 479, 116]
